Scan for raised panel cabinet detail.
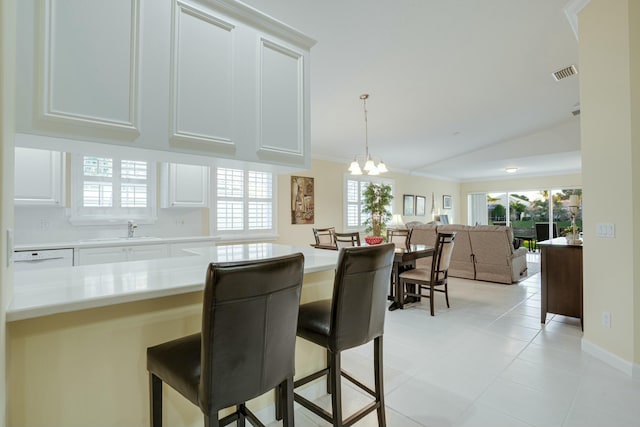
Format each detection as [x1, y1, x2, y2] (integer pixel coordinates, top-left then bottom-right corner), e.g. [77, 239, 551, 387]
[76, 244, 168, 266]
[170, 1, 235, 150]
[17, 0, 314, 168]
[39, 0, 140, 139]
[75, 246, 128, 266]
[257, 38, 305, 162]
[161, 163, 210, 208]
[14, 147, 65, 206]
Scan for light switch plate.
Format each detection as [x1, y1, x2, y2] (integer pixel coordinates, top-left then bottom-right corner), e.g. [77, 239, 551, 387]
[596, 223, 615, 238]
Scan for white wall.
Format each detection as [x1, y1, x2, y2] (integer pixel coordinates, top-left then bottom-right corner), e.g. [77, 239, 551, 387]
[0, 0, 16, 424]
[13, 206, 207, 245]
[275, 159, 461, 247]
[579, 0, 640, 369]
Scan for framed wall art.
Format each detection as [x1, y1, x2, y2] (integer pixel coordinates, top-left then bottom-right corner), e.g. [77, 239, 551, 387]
[415, 195, 426, 216]
[403, 194, 415, 216]
[443, 194, 452, 210]
[291, 176, 314, 224]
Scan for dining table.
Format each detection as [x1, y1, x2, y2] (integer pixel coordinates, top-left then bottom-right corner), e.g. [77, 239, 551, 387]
[388, 243, 434, 311]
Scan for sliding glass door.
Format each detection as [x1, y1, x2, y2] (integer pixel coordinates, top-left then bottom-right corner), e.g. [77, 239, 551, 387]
[468, 188, 582, 246]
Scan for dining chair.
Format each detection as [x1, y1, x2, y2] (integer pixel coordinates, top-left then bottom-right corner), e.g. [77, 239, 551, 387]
[313, 227, 336, 249]
[294, 243, 396, 426]
[534, 222, 558, 251]
[146, 253, 305, 427]
[334, 231, 361, 248]
[386, 228, 411, 249]
[399, 232, 456, 315]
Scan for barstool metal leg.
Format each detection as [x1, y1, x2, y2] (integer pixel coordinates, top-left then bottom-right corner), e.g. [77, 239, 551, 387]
[326, 349, 332, 394]
[150, 374, 162, 427]
[282, 377, 295, 427]
[275, 384, 282, 421]
[237, 404, 246, 427]
[203, 414, 219, 427]
[329, 351, 343, 426]
[374, 336, 387, 427]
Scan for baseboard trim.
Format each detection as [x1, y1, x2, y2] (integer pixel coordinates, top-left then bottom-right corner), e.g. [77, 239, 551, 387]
[581, 338, 639, 379]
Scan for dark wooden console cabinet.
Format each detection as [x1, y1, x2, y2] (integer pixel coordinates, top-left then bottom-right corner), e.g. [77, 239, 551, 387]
[538, 238, 583, 329]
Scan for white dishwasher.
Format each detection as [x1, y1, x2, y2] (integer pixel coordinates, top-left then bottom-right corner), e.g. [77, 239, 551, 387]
[14, 249, 74, 271]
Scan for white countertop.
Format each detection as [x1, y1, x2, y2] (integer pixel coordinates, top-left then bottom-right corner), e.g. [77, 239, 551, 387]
[8, 243, 339, 322]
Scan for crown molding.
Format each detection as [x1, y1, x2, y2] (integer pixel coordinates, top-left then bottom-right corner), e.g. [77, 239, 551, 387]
[564, 0, 591, 40]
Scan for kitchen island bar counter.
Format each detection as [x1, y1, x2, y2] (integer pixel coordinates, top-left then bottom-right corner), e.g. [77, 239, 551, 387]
[8, 242, 339, 322]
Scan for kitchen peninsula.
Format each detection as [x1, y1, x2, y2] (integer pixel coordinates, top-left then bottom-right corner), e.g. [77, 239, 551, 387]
[7, 243, 338, 426]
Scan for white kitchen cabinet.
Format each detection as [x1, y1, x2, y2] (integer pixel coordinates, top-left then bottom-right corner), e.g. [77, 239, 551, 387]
[14, 147, 65, 206]
[161, 163, 209, 208]
[16, 0, 140, 142]
[76, 244, 168, 266]
[16, 0, 315, 169]
[75, 246, 128, 266]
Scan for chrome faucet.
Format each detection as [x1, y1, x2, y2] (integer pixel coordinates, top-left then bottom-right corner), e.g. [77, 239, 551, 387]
[127, 220, 138, 238]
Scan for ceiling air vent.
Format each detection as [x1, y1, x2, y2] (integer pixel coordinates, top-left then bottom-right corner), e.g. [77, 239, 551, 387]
[552, 65, 578, 81]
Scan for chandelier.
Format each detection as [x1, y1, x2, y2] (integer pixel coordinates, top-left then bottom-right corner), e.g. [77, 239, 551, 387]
[348, 94, 388, 175]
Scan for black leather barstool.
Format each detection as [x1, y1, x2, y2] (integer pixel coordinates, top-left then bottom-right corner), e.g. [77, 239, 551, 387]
[294, 244, 395, 427]
[147, 253, 305, 427]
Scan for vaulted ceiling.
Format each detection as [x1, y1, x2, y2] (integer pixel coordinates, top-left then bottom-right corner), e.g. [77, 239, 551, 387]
[242, 0, 581, 181]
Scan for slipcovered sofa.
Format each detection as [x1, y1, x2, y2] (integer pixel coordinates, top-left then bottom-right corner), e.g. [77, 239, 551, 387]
[408, 223, 528, 284]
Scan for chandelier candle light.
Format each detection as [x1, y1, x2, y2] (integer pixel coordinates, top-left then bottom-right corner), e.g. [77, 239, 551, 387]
[349, 94, 388, 175]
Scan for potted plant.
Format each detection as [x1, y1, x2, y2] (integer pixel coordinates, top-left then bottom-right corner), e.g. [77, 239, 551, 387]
[362, 183, 393, 244]
[562, 224, 582, 245]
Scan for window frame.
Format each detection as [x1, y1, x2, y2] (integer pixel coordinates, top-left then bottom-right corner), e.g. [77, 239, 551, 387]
[343, 174, 395, 232]
[69, 153, 157, 225]
[212, 166, 277, 241]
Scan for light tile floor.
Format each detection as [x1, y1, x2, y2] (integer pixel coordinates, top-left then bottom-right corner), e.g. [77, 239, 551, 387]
[270, 254, 640, 427]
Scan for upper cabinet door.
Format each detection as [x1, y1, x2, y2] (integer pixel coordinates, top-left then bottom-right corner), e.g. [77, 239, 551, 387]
[169, 2, 235, 153]
[14, 147, 65, 206]
[37, 0, 141, 141]
[256, 38, 307, 165]
[161, 163, 210, 208]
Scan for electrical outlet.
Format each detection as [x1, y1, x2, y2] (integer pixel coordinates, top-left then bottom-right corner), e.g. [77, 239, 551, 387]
[601, 311, 611, 328]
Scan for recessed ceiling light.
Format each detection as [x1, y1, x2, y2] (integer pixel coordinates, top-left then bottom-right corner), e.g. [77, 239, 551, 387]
[505, 167, 518, 174]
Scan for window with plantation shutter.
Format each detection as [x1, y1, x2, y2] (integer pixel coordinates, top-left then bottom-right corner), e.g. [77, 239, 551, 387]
[344, 175, 394, 231]
[70, 154, 157, 224]
[215, 167, 274, 236]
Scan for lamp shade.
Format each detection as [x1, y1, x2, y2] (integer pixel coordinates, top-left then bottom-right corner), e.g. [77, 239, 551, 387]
[349, 160, 362, 175]
[569, 195, 580, 207]
[390, 214, 405, 228]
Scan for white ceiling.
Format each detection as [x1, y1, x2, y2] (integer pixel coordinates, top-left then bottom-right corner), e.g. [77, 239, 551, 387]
[242, 0, 582, 181]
